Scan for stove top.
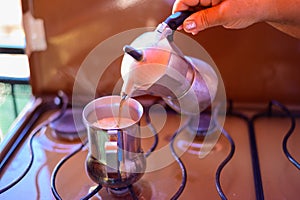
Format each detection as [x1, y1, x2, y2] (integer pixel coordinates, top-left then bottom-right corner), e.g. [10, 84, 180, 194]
[0, 94, 299, 200]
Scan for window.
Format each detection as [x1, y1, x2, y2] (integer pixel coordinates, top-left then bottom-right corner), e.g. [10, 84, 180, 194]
[0, 0, 31, 141]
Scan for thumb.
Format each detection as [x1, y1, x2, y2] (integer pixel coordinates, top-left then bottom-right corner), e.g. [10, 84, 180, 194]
[183, 6, 224, 34]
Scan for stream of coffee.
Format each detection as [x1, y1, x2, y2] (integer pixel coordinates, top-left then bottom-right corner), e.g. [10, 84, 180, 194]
[117, 94, 128, 128]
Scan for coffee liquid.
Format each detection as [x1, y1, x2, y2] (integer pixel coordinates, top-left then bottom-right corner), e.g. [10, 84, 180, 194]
[92, 96, 131, 129]
[117, 97, 126, 128]
[94, 117, 134, 129]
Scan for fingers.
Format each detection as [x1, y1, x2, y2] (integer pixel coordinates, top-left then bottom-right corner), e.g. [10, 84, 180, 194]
[172, 0, 200, 13]
[199, 0, 212, 7]
[212, 0, 222, 6]
[173, 0, 222, 13]
[172, 0, 264, 34]
[182, 6, 224, 34]
[172, 0, 225, 34]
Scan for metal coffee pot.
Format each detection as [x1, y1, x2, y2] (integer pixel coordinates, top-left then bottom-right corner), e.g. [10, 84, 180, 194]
[121, 11, 218, 115]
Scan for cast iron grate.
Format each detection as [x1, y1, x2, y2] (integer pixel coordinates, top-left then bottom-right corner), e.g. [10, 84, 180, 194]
[1, 93, 299, 199]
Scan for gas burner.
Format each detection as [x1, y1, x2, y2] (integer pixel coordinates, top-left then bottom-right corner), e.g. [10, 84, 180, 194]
[105, 181, 153, 199]
[187, 112, 217, 137]
[86, 180, 153, 199]
[49, 108, 85, 141]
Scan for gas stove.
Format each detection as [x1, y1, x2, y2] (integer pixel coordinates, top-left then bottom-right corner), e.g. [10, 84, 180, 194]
[0, 93, 299, 200]
[2, 1, 300, 199]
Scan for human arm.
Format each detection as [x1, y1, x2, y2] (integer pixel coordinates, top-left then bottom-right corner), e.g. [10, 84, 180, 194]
[172, 0, 300, 39]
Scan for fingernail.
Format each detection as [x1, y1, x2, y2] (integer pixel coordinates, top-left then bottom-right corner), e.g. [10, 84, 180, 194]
[184, 21, 196, 31]
[177, 25, 183, 30]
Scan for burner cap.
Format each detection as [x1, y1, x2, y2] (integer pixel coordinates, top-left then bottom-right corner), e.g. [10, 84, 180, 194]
[50, 108, 85, 141]
[188, 113, 217, 137]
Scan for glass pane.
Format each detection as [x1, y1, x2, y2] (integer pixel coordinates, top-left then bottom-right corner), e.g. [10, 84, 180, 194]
[0, 0, 25, 48]
[0, 0, 30, 141]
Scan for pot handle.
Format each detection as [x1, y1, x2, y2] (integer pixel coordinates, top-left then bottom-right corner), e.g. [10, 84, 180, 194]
[164, 11, 193, 30]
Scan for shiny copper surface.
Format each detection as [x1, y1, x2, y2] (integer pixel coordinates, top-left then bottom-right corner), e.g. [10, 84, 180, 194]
[1, 101, 299, 199]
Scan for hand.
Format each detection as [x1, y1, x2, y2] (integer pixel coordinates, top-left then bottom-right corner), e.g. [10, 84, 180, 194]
[172, 0, 269, 34]
[172, 0, 300, 38]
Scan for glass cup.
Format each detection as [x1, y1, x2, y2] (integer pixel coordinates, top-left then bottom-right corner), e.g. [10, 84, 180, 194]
[82, 95, 146, 190]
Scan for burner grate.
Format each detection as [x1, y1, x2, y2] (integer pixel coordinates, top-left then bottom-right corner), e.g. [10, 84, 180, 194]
[0, 91, 69, 194]
[1, 98, 299, 199]
[251, 101, 299, 170]
[226, 100, 300, 200]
